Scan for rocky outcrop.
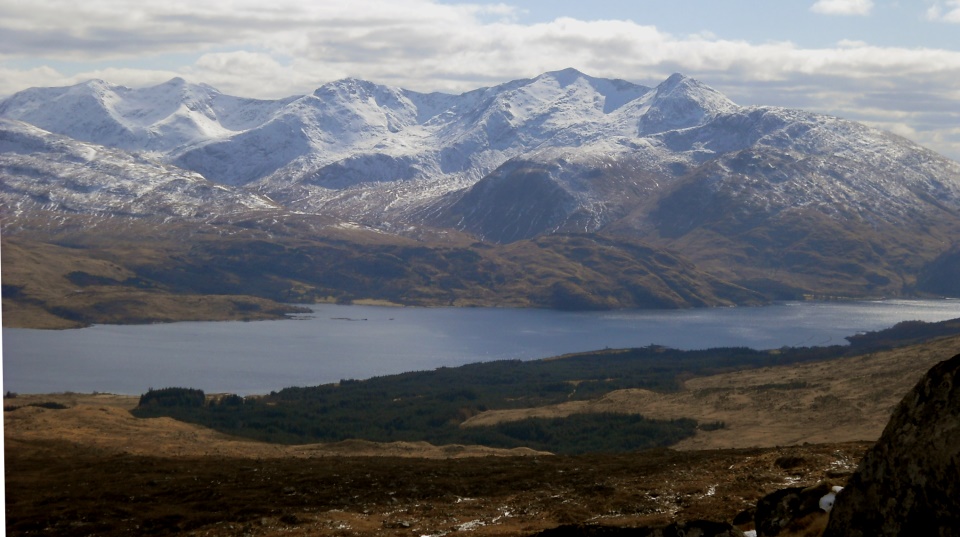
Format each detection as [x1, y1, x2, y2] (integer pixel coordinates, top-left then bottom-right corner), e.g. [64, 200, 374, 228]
[823, 353, 960, 536]
[753, 483, 835, 536]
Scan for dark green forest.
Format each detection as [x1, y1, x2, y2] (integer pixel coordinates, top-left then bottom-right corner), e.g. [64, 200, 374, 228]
[133, 318, 960, 454]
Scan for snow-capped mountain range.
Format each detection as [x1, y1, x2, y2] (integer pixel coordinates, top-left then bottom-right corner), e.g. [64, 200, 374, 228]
[3, 69, 960, 300]
[3, 69, 958, 230]
[0, 70, 751, 221]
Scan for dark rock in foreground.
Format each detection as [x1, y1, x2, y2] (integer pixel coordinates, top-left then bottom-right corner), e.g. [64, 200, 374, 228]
[754, 483, 833, 536]
[824, 353, 960, 536]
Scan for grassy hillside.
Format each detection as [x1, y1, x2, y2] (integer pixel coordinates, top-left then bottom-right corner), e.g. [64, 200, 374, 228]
[1, 238, 307, 328]
[2, 217, 762, 328]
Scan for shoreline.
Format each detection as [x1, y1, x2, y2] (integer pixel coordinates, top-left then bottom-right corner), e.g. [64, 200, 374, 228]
[6, 293, 952, 331]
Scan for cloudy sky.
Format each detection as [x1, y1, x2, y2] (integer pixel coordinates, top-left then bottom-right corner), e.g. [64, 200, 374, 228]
[2, 0, 959, 160]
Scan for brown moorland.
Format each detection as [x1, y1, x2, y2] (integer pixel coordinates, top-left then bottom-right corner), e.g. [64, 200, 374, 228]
[462, 333, 960, 451]
[2, 220, 763, 329]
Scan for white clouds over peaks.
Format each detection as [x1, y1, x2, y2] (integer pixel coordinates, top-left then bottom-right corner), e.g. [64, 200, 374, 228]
[0, 0, 959, 160]
[0, 1, 951, 97]
[810, 0, 874, 16]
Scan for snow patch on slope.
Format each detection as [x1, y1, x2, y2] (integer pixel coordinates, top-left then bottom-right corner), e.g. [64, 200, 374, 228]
[0, 119, 276, 222]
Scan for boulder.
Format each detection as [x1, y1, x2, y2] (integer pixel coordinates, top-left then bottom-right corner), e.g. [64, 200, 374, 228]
[753, 483, 832, 536]
[823, 353, 960, 536]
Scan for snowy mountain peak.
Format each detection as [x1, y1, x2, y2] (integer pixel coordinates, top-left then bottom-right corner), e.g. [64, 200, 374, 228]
[315, 77, 388, 98]
[651, 73, 736, 110]
[638, 73, 738, 135]
[313, 78, 412, 109]
[78, 78, 120, 93]
[161, 76, 187, 86]
[312, 77, 421, 130]
[538, 67, 589, 86]
[659, 72, 689, 89]
[533, 68, 651, 114]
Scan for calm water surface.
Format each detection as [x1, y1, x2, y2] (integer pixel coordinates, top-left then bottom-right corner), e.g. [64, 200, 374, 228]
[3, 299, 959, 395]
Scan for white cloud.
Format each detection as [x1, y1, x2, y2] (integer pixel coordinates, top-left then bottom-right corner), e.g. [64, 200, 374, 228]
[5, 2, 956, 96]
[837, 39, 869, 48]
[926, 0, 960, 22]
[0, 65, 63, 96]
[810, 0, 874, 16]
[184, 52, 322, 98]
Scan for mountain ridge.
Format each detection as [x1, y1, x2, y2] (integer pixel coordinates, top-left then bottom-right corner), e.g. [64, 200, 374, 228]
[2, 69, 959, 322]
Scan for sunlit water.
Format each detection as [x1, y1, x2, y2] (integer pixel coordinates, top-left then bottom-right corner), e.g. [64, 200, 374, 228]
[3, 299, 959, 395]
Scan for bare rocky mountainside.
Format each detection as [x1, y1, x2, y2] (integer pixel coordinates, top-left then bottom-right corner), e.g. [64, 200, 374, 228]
[3, 69, 960, 325]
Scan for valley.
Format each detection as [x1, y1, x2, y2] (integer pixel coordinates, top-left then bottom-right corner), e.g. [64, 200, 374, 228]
[6, 330, 960, 536]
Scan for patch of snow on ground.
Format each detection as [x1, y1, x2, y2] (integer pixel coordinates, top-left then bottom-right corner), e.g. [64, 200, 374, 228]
[454, 519, 485, 531]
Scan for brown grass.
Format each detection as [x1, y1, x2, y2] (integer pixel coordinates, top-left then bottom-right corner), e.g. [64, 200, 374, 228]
[3, 393, 543, 460]
[5, 427, 866, 536]
[1, 238, 304, 328]
[461, 334, 960, 450]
